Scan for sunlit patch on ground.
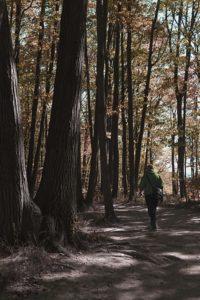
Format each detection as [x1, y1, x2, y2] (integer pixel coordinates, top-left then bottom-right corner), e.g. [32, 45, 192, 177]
[162, 252, 200, 261]
[167, 230, 200, 236]
[1, 204, 200, 300]
[181, 265, 200, 275]
[189, 217, 200, 224]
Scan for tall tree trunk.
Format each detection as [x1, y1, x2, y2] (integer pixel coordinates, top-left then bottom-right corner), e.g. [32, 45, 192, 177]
[172, 133, 178, 195]
[84, 5, 99, 207]
[190, 137, 195, 179]
[145, 128, 151, 169]
[82, 123, 89, 189]
[35, 0, 87, 243]
[0, 1, 41, 244]
[85, 113, 98, 207]
[105, 23, 113, 102]
[175, 2, 185, 198]
[110, 9, 120, 198]
[27, 0, 46, 188]
[121, 29, 128, 196]
[180, 0, 197, 196]
[30, 1, 59, 196]
[84, 27, 93, 142]
[30, 102, 46, 196]
[134, 0, 161, 188]
[96, 0, 116, 220]
[127, 5, 135, 201]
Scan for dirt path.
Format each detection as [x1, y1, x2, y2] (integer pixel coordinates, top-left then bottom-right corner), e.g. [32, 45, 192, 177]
[4, 205, 200, 300]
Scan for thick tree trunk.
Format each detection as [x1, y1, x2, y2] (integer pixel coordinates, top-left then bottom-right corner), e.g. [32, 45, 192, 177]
[0, 1, 41, 244]
[35, 0, 87, 244]
[96, 0, 116, 220]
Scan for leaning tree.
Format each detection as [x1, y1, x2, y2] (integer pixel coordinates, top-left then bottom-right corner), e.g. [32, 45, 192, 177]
[35, 0, 87, 244]
[0, 0, 41, 244]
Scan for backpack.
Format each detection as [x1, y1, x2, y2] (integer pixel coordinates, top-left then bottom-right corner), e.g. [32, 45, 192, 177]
[146, 174, 163, 202]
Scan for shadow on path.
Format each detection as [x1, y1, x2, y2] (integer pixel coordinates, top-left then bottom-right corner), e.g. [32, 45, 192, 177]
[14, 205, 200, 300]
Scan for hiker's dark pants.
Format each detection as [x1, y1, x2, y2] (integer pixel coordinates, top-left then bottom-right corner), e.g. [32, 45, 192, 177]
[145, 194, 158, 228]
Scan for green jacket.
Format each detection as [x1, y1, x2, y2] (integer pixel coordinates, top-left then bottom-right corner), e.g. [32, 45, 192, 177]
[139, 170, 163, 196]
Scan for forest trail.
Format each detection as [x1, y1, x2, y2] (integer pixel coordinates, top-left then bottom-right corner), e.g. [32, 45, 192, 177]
[7, 205, 200, 300]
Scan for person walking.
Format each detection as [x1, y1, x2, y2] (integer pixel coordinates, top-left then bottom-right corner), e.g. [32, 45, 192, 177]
[139, 164, 163, 231]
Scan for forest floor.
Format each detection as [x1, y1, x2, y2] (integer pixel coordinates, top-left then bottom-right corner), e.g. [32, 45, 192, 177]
[1, 202, 200, 300]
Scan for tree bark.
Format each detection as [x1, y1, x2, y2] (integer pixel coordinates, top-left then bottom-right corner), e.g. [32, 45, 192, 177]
[77, 134, 85, 212]
[96, 0, 116, 220]
[121, 29, 128, 196]
[0, 1, 41, 244]
[30, 1, 59, 196]
[110, 9, 120, 198]
[27, 0, 46, 188]
[134, 0, 161, 188]
[14, 0, 21, 69]
[127, 6, 135, 201]
[35, 0, 87, 244]
[172, 133, 178, 195]
[85, 114, 98, 207]
[84, 27, 93, 142]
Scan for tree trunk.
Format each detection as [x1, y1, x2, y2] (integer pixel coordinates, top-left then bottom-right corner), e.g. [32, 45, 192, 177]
[110, 10, 120, 198]
[30, 102, 46, 196]
[96, 0, 116, 220]
[127, 8, 135, 201]
[35, 0, 87, 244]
[82, 123, 89, 189]
[145, 128, 151, 169]
[121, 29, 128, 196]
[84, 27, 93, 142]
[134, 0, 161, 188]
[77, 134, 85, 212]
[27, 0, 46, 188]
[180, 0, 197, 196]
[30, 1, 59, 196]
[0, 1, 41, 244]
[190, 138, 195, 179]
[14, 0, 21, 69]
[85, 117, 98, 207]
[171, 133, 178, 195]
